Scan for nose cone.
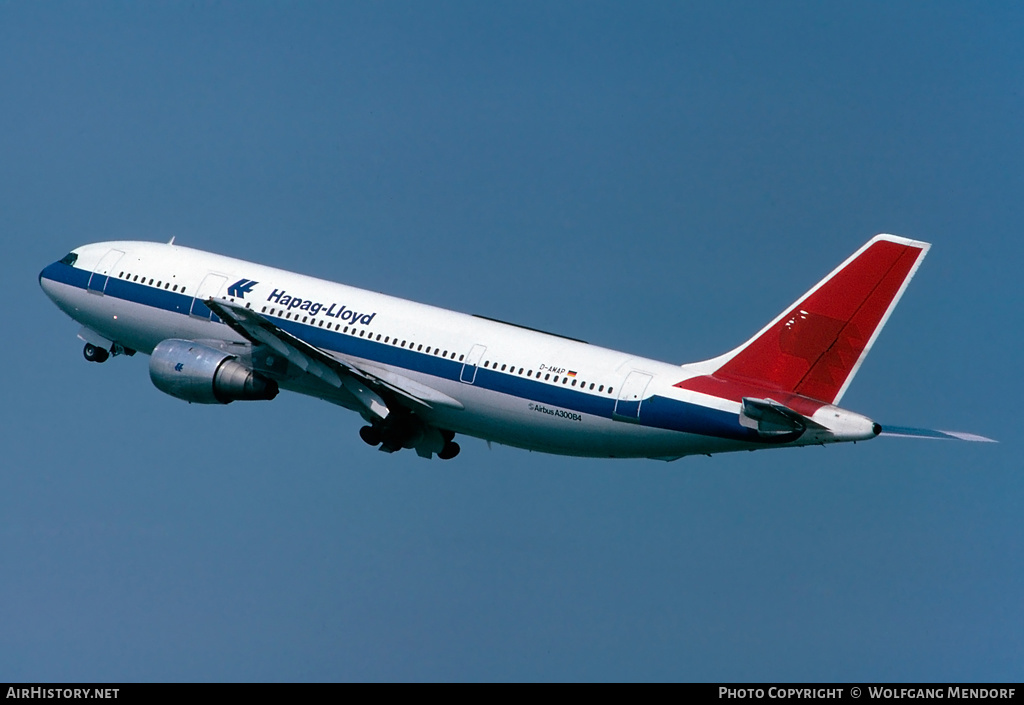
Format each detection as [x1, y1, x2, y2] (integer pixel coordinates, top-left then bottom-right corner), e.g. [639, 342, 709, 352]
[40, 249, 89, 312]
[39, 255, 84, 310]
[39, 261, 62, 301]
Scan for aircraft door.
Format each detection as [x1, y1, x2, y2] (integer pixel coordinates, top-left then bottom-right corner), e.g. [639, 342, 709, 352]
[87, 249, 125, 294]
[613, 371, 653, 420]
[460, 344, 487, 384]
[189, 274, 228, 320]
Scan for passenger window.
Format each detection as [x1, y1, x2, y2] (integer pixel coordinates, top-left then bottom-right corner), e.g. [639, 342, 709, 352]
[459, 354, 464, 361]
[173, 285, 178, 292]
[608, 387, 614, 394]
[544, 373, 550, 381]
[500, 364, 506, 371]
[599, 385, 604, 392]
[589, 383, 595, 390]
[148, 279, 154, 285]
[571, 379, 577, 386]
[385, 336, 390, 343]
[133, 275, 138, 281]
[376, 334, 381, 341]
[164, 282, 170, 289]
[417, 344, 423, 351]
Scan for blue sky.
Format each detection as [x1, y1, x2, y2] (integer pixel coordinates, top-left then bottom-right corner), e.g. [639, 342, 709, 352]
[2, 2, 1021, 681]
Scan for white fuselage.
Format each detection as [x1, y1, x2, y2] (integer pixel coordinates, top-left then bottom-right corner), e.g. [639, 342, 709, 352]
[39, 241, 876, 460]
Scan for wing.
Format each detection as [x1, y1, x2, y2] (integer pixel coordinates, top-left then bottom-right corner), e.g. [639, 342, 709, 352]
[205, 298, 464, 421]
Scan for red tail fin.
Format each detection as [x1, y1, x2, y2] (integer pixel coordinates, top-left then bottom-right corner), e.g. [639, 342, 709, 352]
[679, 234, 930, 405]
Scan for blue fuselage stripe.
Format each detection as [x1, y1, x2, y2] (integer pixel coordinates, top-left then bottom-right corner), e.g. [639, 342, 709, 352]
[41, 262, 755, 442]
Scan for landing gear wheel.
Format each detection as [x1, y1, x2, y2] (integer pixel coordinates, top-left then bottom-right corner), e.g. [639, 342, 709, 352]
[83, 343, 109, 363]
[359, 425, 382, 447]
[438, 441, 461, 460]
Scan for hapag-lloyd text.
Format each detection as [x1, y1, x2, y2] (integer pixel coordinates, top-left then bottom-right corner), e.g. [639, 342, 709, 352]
[266, 288, 376, 325]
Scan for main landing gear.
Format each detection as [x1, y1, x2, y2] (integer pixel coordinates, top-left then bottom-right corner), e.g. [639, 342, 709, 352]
[438, 430, 461, 460]
[359, 424, 461, 460]
[359, 425, 382, 446]
[437, 440, 461, 460]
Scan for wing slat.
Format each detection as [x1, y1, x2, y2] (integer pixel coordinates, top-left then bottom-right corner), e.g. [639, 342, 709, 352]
[204, 298, 463, 414]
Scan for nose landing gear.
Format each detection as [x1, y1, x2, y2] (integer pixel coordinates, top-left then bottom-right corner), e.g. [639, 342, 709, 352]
[83, 343, 109, 363]
[82, 340, 135, 363]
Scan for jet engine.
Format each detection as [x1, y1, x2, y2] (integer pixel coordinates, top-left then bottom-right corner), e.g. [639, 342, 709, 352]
[149, 339, 278, 404]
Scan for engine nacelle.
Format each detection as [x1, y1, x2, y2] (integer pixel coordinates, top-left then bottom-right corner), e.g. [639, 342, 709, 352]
[149, 339, 278, 404]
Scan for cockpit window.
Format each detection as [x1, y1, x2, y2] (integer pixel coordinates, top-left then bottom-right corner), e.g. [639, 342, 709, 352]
[60, 252, 78, 266]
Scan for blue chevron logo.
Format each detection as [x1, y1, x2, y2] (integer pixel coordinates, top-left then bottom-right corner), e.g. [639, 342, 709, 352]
[227, 278, 258, 298]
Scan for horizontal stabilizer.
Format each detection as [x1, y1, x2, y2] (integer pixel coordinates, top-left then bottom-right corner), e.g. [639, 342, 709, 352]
[740, 397, 826, 441]
[879, 425, 997, 443]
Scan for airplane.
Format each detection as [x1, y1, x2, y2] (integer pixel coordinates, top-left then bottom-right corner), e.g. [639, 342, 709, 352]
[38, 233, 992, 460]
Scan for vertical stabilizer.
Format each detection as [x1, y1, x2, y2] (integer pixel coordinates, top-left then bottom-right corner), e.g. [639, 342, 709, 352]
[678, 234, 930, 405]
